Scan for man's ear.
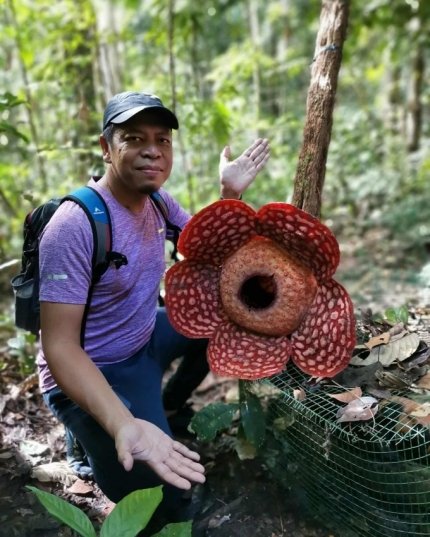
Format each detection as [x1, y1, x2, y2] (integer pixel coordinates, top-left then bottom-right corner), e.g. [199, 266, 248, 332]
[99, 135, 111, 164]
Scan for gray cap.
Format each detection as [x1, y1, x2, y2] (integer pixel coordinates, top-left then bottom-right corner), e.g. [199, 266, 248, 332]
[103, 91, 179, 130]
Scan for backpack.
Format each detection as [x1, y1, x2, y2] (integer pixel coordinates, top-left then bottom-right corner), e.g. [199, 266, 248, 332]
[11, 185, 181, 339]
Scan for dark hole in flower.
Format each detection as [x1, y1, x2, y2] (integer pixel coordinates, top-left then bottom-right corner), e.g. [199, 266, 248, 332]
[240, 274, 276, 309]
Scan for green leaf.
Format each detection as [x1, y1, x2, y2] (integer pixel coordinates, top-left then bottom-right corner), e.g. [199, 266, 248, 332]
[0, 121, 29, 142]
[240, 392, 266, 449]
[189, 402, 239, 442]
[26, 486, 97, 537]
[384, 306, 409, 325]
[235, 426, 257, 460]
[0, 92, 26, 112]
[152, 520, 193, 536]
[100, 486, 163, 537]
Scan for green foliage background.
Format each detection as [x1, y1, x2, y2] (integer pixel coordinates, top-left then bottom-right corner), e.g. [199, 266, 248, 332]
[1, 0, 429, 267]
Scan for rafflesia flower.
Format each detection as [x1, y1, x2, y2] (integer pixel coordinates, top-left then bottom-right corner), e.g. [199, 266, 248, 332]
[165, 200, 356, 380]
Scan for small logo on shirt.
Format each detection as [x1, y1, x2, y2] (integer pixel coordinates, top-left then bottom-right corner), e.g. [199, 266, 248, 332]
[158, 227, 165, 234]
[93, 206, 104, 215]
[46, 273, 68, 281]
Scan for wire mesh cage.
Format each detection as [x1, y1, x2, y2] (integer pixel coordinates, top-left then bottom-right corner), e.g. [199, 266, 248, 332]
[259, 364, 430, 537]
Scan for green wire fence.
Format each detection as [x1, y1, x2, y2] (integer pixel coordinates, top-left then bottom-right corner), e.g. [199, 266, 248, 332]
[259, 364, 430, 537]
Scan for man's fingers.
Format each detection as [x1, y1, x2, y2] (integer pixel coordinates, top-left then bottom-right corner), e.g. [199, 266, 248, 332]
[148, 453, 206, 490]
[171, 449, 206, 475]
[242, 138, 264, 157]
[254, 152, 270, 172]
[168, 452, 206, 483]
[150, 460, 193, 490]
[251, 148, 270, 167]
[172, 440, 201, 461]
[243, 138, 269, 159]
[248, 142, 270, 163]
[139, 438, 205, 489]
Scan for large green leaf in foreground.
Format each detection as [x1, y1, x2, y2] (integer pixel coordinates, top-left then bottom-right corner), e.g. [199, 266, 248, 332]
[27, 485, 97, 537]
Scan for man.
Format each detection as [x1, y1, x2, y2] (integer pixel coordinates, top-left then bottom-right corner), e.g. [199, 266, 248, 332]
[37, 91, 269, 522]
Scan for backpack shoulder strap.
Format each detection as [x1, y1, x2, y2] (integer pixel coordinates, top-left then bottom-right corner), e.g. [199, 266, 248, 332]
[149, 191, 182, 261]
[149, 191, 169, 221]
[149, 191, 182, 232]
[62, 186, 113, 284]
[61, 186, 119, 348]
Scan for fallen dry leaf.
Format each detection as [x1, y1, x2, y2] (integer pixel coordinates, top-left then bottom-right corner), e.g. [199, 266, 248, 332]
[100, 500, 116, 516]
[293, 388, 306, 401]
[19, 440, 49, 458]
[389, 323, 408, 338]
[350, 332, 420, 367]
[389, 395, 420, 414]
[410, 402, 430, 418]
[336, 396, 379, 423]
[388, 396, 430, 428]
[417, 372, 430, 390]
[67, 479, 94, 496]
[365, 332, 390, 349]
[328, 387, 362, 403]
[31, 461, 77, 487]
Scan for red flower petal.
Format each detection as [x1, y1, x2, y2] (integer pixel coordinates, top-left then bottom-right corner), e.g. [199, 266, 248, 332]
[178, 200, 257, 266]
[257, 203, 339, 282]
[208, 321, 292, 380]
[165, 260, 226, 337]
[290, 280, 356, 377]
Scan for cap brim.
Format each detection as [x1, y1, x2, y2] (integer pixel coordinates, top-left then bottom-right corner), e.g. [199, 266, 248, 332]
[109, 105, 179, 129]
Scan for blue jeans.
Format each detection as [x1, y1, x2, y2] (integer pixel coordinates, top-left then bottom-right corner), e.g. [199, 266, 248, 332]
[43, 308, 208, 514]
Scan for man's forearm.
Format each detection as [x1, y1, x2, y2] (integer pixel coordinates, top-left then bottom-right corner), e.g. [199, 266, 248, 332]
[44, 341, 133, 438]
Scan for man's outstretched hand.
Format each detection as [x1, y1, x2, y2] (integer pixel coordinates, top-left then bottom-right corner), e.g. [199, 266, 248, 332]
[115, 418, 206, 490]
[219, 138, 270, 199]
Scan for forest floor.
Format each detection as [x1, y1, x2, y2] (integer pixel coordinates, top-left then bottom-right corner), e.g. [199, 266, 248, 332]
[0, 369, 340, 537]
[1, 233, 429, 537]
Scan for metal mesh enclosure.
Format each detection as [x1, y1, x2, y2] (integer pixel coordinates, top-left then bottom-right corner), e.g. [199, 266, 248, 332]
[260, 364, 430, 537]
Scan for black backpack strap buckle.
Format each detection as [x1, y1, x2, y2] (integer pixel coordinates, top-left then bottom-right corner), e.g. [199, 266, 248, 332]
[106, 251, 128, 269]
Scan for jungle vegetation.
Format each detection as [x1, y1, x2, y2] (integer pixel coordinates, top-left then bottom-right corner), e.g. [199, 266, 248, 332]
[1, 0, 429, 277]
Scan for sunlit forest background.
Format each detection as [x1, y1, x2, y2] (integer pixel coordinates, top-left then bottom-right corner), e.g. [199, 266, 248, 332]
[1, 0, 430, 314]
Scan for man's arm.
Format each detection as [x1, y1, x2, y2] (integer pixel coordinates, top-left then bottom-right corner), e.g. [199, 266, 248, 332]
[40, 301, 205, 489]
[219, 138, 270, 199]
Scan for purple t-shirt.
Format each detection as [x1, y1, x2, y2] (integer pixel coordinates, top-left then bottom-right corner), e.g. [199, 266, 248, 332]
[36, 178, 190, 392]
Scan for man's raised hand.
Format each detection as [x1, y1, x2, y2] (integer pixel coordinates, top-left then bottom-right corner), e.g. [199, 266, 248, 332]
[219, 138, 270, 199]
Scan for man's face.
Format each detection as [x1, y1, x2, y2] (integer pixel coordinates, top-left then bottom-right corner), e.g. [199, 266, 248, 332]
[101, 111, 173, 195]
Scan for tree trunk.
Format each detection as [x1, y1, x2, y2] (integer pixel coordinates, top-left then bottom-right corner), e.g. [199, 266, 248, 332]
[407, 46, 424, 152]
[292, 0, 349, 218]
[94, 0, 123, 104]
[167, 0, 196, 214]
[64, 0, 99, 177]
[387, 63, 403, 137]
[248, 0, 261, 134]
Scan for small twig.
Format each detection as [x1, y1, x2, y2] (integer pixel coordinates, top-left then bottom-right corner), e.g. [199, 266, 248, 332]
[194, 497, 242, 531]
[0, 259, 19, 271]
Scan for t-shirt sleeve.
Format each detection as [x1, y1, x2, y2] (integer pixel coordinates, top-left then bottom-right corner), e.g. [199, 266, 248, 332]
[39, 201, 93, 304]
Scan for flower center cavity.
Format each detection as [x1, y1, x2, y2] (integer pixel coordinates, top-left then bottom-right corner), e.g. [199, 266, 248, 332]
[240, 274, 276, 309]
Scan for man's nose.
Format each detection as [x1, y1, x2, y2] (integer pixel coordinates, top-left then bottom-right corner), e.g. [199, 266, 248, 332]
[142, 143, 161, 158]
